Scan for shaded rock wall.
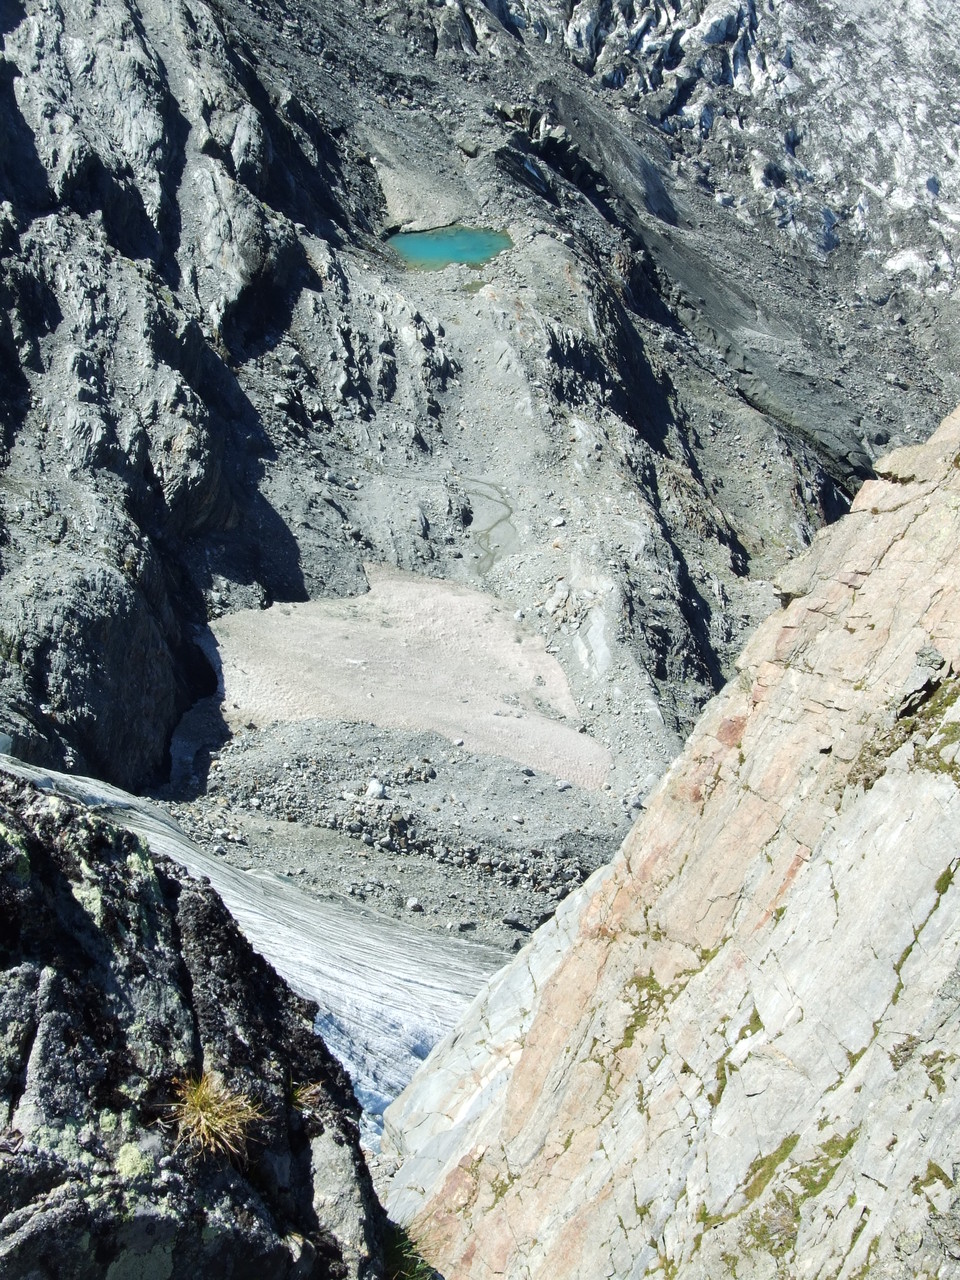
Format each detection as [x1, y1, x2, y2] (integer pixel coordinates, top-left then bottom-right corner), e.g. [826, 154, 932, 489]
[0, 0, 375, 785]
[0, 769, 385, 1279]
[384, 407, 960, 1278]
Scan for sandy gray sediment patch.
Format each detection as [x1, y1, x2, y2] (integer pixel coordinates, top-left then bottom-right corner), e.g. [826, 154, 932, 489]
[212, 563, 611, 789]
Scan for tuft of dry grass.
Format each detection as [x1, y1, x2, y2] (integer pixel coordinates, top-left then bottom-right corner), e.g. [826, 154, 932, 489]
[169, 1071, 266, 1162]
[385, 1223, 441, 1279]
[291, 1081, 326, 1116]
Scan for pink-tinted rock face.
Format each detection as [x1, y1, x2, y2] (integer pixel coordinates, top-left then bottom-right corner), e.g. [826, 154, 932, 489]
[384, 408, 960, 1280]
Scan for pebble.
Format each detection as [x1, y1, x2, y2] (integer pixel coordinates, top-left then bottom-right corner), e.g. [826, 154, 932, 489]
[556, 780, 572, 792]
[406, 897, 424, 912]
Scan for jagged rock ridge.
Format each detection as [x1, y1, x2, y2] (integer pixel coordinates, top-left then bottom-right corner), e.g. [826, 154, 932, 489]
[0, 0, 957, 802]
[0, 769, 384, 1278]
[383, 407, 960, 1279]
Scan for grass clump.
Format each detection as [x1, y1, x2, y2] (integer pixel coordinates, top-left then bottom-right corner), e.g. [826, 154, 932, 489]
[744, 1133, 800, 1204]
[490, 1168, 517, 1206]
[292, 1080, 326, 1116]
[746, 1189, 800, 1259]
[922, 1049, 956, 1093]
[614, 970, 667, 1053]
[912, 1160, 955, 1195]
[708, 1048, 731, 1108]
[169, 1071, 266, 1162]
[847, 674, 960, 794]
[794, 1128, 859, 1199]
[385, 1223, 441, 1279]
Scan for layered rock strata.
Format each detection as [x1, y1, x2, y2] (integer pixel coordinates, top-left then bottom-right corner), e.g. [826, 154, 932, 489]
[0, 770, 384, 1278]
[384, 407, 960, 1278]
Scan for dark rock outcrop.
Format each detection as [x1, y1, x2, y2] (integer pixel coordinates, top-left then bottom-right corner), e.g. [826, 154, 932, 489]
[0, 769, 385, 1278]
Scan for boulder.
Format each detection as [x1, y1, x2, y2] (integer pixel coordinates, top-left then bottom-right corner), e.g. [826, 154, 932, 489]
[0, 770, 385, 1278]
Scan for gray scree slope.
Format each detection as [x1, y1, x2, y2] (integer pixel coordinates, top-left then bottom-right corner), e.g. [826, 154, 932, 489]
[0, 0, 957, 801]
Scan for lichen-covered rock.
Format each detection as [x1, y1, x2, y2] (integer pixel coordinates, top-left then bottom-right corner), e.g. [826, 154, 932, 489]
[0, 770, 385, 1278]
[384, 407, 960, 1278]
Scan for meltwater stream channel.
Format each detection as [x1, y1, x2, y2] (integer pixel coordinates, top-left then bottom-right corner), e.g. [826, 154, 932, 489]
[1, 756, 506, 1144]
[463, 476, 520, 575]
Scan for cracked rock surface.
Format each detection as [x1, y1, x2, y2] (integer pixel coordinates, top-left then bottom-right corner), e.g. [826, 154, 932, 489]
[0, 770, 384, 1279]
[383, 408, 960, 1279]
[2, 0, 960, 1267]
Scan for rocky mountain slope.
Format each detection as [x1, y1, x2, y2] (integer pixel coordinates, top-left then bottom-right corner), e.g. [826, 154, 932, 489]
[1, 0, 958, 803]
[1, 0, 959, 1272]
[0, 767, 385, 1278]
[0, 749, 508, 1138]
[383, 407, 960, 1278]
[2, 0, 959, 961]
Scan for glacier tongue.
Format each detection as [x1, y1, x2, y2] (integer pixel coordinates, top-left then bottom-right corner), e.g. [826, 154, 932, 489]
[0, 755, 506, 1141]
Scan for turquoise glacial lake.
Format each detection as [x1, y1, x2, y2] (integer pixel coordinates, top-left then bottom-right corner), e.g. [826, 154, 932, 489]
[388, 225, 512, 270]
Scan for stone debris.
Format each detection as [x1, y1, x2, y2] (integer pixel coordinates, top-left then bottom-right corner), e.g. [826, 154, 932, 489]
[0, 0, 958, 1269]
[1, 0, 955, 813]
[162, 718, 626, 952]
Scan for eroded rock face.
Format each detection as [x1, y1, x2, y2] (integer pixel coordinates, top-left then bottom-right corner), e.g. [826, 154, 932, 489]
[384, 408, 960, 1278]
[506, 0, 959, 278]
[0, 770, 384, 1279]
[1, 0, 958, 798]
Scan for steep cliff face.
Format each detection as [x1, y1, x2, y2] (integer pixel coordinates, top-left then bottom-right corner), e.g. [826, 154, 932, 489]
[384, 407, 960, 1279]
[0, 768, 384, 1278]
[1, 0, 958, 799]
[0, 0, 376, 786]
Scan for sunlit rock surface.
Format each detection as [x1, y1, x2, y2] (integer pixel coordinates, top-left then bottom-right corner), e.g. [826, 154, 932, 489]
[384, 408, 960, 1279]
